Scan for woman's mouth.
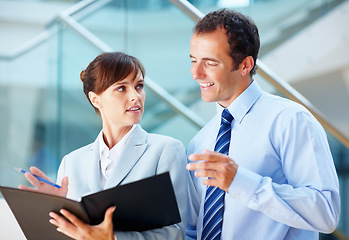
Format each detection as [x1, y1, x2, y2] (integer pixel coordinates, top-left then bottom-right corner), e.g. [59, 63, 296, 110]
[127, 106, 141, 112]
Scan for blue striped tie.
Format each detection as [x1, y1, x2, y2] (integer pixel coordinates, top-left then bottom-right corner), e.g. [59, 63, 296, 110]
[202, 109, 233, 240]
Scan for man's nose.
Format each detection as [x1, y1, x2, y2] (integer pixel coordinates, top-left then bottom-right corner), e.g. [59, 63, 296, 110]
[191, 63, 205, 80]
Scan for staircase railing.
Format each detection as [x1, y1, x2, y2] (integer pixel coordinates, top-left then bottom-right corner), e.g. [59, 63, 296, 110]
[0, 0, 206, 129]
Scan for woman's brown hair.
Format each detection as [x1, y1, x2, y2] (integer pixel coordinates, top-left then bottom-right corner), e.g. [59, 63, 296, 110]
[80, 52, 145, 114]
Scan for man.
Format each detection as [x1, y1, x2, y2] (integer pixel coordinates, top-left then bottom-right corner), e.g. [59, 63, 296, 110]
[186, 8, 340, 240]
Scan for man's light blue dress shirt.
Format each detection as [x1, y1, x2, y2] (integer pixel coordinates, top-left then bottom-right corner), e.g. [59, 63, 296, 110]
[186, 81, 340, 240]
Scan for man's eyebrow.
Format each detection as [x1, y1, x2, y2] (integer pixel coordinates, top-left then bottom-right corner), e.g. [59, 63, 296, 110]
[190, 55, 219, 63]
[203, 57, 219, 62]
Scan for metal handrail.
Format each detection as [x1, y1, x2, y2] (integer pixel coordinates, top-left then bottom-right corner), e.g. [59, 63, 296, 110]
[0, 31, 51, 60]
[0, 0, 109, 60]
[257, 60, 349, 149]
[0, 0, 205, 129]
[169, 0, 349, 150]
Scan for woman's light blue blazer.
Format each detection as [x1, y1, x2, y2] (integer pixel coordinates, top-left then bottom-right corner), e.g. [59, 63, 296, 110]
[57, 124, 187, 239]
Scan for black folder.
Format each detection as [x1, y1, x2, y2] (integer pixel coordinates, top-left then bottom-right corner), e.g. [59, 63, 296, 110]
[0, 172, 181, 240]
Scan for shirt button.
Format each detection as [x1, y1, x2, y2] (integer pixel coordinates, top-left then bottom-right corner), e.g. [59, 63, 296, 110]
[235, 195, 240, 199]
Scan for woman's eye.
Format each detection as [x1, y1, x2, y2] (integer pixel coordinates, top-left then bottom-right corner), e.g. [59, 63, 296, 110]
[136, 84, 144, 90]
[116, 86, 125, 92]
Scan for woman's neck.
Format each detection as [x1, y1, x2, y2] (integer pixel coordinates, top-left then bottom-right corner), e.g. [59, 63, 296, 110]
[102, 124, 133, 149]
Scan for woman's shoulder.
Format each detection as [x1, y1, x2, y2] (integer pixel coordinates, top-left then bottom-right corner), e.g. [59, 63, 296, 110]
[62, 142, 95, 162]
[147, 131, 183, 144]
[136, 125, 183, 146]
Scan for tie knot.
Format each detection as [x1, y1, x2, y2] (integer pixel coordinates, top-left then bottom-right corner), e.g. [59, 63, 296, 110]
[221, 109, 233, 125]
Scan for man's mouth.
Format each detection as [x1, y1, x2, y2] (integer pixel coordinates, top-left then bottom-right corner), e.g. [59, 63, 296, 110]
[199, 82, 214, 88]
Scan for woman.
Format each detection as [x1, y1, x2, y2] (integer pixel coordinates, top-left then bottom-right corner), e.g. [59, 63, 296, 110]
[20, 52, 187, 239]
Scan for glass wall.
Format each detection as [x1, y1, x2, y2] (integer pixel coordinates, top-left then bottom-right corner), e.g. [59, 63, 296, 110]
[0, 32, 60, 187]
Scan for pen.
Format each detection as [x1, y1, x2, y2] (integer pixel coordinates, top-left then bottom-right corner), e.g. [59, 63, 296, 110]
[15, 167, 61, 188]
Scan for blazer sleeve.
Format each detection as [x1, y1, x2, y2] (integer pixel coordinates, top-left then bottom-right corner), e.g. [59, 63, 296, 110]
[114, 137, 188, 240]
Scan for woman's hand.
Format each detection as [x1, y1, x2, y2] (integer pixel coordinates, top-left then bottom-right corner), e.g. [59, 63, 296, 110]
[18, 166, 68, 197]
[49, 206, 116, 240]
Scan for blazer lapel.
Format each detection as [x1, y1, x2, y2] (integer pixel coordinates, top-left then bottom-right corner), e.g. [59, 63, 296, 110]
[86, 131, 103, 193]
[104, 124, 147, 188]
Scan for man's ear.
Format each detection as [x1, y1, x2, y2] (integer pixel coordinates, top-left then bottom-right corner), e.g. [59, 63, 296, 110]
[88, 91, 101, 109]
[240, 56, 254, 76]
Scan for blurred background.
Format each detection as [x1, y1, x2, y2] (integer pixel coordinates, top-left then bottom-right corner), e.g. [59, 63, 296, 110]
[0, 0, 348, 239]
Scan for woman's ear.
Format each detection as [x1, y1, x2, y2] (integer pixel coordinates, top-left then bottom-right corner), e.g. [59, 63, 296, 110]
[240, 56, 254, 76]
[88, 91, 101, 109]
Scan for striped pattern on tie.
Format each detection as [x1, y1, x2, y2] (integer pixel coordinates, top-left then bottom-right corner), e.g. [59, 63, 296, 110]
[202, 109, 233, 240]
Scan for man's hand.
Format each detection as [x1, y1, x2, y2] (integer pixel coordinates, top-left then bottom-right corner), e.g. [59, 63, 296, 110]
[18, 166, 68, 198]
[49, 206, 116, 240]
[186, 149, 238, 192]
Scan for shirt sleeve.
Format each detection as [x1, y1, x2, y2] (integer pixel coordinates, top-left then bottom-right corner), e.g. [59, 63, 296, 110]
[228, 111, 340, 233]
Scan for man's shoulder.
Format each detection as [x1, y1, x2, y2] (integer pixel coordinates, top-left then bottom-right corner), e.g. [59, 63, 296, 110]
[258, 92, 309, 115]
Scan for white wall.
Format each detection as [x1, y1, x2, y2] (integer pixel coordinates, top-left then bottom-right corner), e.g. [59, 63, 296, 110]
[0, 198, 26, 240]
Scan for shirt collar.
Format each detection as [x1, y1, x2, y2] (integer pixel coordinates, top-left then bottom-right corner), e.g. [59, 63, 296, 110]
[216, 80, 262, 124]
[99, 124, 137, 157]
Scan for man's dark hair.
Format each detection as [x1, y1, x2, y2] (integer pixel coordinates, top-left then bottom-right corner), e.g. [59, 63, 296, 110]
[194, 9, 260, 75]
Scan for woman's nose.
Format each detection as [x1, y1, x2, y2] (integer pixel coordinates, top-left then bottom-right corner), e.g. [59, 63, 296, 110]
[130, 89, 140, 102]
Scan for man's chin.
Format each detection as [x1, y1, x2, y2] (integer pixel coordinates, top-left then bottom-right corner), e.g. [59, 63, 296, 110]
[201, 94, 215, 103]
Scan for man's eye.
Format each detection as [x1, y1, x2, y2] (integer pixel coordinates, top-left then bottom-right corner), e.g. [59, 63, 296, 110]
[206, 61, 217, 66]
[190, 59, 197, 64]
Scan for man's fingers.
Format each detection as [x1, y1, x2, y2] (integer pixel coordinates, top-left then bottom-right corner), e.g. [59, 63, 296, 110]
[202, 178, 220, 188]
[187, 150, 238, 192]
[194, 169, 217, 178]
[187, 161, 218, 171]
[189, 150, 229, 162]
[187, 159, 231, 172]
